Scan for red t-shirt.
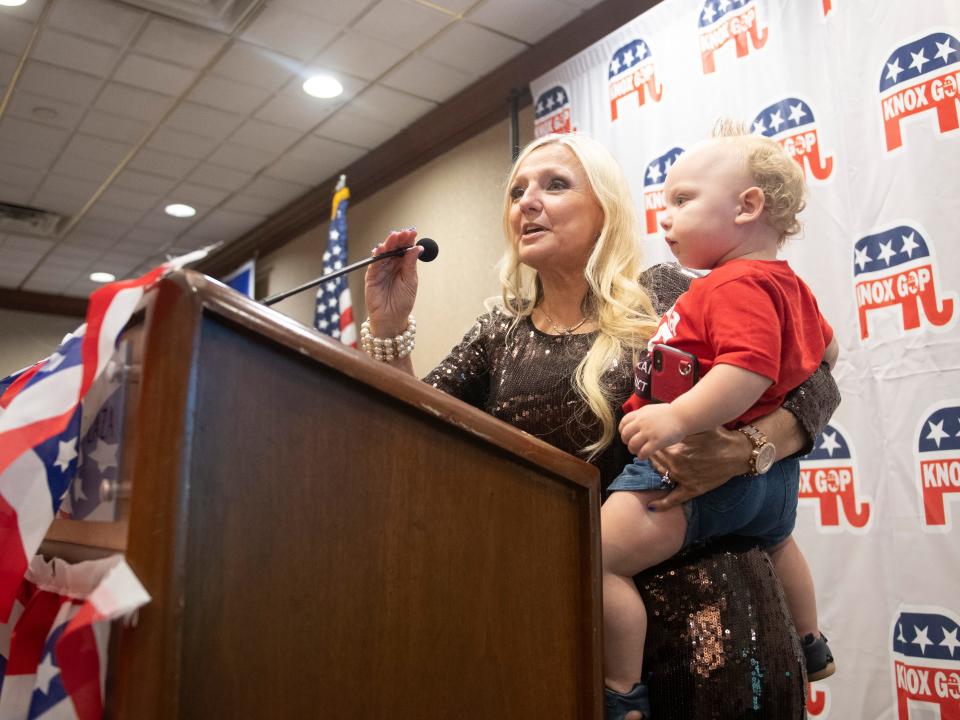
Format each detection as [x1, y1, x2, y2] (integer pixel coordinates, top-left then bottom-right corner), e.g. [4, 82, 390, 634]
[623, 259, 833, 427]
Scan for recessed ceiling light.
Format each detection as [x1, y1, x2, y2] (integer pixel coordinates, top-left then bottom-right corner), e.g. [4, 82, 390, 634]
[302, 74, 343, 99]
[90, 272, 116, 283]
[0, 0, 29, 6]
[165, 203, 196, 218]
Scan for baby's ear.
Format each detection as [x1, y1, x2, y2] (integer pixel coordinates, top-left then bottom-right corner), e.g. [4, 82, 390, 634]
[734, 186, 765, 225]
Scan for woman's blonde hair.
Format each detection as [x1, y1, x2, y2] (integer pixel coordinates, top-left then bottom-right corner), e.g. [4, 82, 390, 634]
[497, 133, 660, 458]
[713, 119, 806, 243]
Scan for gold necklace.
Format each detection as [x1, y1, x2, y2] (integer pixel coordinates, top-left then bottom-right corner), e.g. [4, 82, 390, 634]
[538, 307, 590, 336]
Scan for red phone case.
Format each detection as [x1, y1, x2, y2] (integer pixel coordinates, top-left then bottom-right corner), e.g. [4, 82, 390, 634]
[650, 344, 700, 403]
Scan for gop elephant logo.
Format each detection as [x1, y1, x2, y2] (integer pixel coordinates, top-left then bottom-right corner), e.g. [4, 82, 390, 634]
[853, 224, 956, 342]
[915, 403, 960, 531]
[642, 147, 684, 235]
[807, 681, 831, 717]
[752, 97, 833, 181]
[698, 0, 768, 75]
[534, 85, 574, 138]
[880, 31, 960, 151]
[891, 607, 960, 719]
[608, 39, 663, 122]
[799, 424, 871, 532]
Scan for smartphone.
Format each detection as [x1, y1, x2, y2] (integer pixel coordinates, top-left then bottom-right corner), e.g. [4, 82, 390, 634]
[649, 343, 700, 403]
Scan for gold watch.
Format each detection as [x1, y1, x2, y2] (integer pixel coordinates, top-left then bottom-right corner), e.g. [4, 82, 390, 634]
[738, 424, 777, 476]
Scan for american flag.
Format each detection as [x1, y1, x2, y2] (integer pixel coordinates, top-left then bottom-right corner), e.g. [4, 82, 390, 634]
[314, 176, 357, 346]
[57, 361, 126, 524]
[0, 556, 149, 720]
[0, 249, 208, 622]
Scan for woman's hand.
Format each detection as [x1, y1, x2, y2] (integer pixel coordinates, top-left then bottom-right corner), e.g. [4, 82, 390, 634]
[645, 426, 752, 511]
[364, 229, 421, 337]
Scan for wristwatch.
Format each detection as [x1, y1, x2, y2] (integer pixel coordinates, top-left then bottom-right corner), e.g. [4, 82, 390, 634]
[738, 424, 777, 476]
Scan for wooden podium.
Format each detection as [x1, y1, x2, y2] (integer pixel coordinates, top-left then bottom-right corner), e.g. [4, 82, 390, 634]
[43, 271, 602, 719]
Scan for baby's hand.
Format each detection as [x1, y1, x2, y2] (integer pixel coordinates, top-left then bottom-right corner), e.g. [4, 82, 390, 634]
[619, 404, 688, 459]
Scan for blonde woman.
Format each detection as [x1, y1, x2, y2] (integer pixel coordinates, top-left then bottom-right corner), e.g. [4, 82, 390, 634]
[364, 133, 833, 496]
[362, 133, 839, 715]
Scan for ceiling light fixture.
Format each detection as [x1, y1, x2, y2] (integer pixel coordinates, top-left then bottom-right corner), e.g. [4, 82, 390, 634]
[165, 203, 196, 218]
[0, 0, 29, 6]
[90, 272, 116, 283]
[302, 74, 343, 99]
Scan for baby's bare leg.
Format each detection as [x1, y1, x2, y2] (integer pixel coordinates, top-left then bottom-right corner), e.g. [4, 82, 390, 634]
[602, 490, 687, 692]
[768, 535, 819, 638]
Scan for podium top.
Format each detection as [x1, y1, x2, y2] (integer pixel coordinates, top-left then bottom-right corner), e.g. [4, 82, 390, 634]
[161, 270, 599, 491]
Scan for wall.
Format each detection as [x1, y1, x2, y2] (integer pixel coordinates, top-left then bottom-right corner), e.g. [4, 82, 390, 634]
[259, 106, 534, 377]
[0, 308, 79, 377]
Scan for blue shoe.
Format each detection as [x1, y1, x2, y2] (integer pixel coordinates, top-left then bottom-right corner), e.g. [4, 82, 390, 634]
[604, 683, 651, 720]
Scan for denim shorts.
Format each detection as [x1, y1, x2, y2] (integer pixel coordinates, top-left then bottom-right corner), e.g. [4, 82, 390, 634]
[607, 457, 800, 549]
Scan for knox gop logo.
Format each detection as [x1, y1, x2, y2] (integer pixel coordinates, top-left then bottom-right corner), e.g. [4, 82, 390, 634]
[799, 423, 871, 532]
[608, 39, 662, 122]
[915, 402, 960, 532]
[534, 85, 574, 138]
[891, 607, 960, 719]
[643, 147, 684, 235]
[806, 681, 831, 718]
[880, 31, 960, 152]
[698, 0, 768, 75]
[752, 97, 833, 181]
[853, 224, 956, 342]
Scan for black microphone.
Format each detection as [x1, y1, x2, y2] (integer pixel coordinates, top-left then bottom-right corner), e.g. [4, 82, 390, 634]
[261, 238, 438, 307]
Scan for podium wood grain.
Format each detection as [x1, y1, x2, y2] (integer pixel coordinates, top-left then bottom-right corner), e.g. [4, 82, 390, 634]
[59, 271, 602, 719]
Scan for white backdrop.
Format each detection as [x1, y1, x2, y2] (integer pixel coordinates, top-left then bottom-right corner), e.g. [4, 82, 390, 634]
[531, 1, 960, 718]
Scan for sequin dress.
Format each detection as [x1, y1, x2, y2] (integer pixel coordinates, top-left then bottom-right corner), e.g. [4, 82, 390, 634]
[424, 263, 839, 493]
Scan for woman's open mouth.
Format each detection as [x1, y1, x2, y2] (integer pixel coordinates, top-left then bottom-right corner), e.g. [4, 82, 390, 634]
[521, 223, 547, 240]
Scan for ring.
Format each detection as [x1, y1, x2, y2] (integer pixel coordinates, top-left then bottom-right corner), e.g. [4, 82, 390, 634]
[661, 469, 676, 489]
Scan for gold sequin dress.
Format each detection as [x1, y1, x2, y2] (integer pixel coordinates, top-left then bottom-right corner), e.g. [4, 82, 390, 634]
[424, 263, 839, 493]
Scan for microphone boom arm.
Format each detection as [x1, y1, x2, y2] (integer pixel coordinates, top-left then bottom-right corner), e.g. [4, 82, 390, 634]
[260, 244, 422, 307]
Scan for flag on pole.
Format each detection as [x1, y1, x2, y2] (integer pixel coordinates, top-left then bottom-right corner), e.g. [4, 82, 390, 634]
[314, 175, 357, 346]
[0, 247, 210, 622]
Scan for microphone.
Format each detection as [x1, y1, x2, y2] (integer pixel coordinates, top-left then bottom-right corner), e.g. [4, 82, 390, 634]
[376, 237, 438, 263]
[261, 238, 438, 307]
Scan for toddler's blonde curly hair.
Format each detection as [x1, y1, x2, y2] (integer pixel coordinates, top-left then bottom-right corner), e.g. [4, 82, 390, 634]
[713, 119, 806, 245]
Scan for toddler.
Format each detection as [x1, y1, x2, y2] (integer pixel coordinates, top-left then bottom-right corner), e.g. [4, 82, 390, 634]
[602, 123, 838, 720]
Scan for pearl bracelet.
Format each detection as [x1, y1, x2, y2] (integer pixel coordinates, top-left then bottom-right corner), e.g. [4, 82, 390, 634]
[360, 315, 416, 361]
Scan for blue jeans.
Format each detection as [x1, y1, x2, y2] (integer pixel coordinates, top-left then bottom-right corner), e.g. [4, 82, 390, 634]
[607, 457, 800, 549]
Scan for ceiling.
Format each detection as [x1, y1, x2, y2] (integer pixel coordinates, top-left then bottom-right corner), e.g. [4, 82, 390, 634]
[0, 0, 604, 302]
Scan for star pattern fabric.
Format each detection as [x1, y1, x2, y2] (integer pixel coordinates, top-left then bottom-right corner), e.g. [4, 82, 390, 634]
[879, 31, 960, 91]
[699, 0, 751, 27]
[643, 147, 685, 188]
[608, 39, 653, 79]
[753, 97, 816, 138]
[893, 611, 960, 662]
[0, 251, 207, 620]
[852, 225, 932, 276]
[918, 407, 960, 452]
[803, 424, 851, 461]
[534, 86, 569, 119]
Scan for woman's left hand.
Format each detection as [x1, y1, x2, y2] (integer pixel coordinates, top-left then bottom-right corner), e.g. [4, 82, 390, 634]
[645, 426, 752, 511]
